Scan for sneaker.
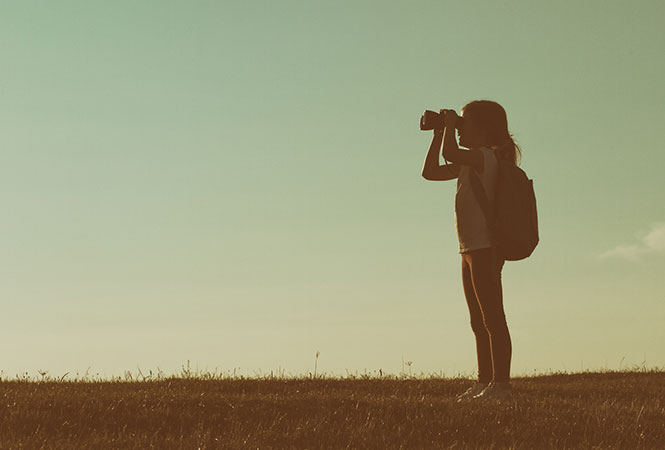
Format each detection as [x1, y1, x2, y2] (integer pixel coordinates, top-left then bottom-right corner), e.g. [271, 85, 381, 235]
[455, 381, 489, 402]
[472, 380, 514, 401]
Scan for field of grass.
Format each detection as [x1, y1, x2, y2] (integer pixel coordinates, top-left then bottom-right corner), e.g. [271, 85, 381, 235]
[1, 364, 663, 449]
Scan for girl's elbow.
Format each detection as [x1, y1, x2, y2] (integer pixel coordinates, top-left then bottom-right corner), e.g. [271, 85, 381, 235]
[442, 152, 458, 164]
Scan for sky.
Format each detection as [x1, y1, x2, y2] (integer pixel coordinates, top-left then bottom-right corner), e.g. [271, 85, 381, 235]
[1, 0, 664, 380]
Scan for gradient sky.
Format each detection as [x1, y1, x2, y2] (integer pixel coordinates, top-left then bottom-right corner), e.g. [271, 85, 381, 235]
[1, 0, 664, 380]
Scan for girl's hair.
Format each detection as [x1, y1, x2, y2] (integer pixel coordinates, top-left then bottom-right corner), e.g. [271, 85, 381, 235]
[461, 100, 522, 166]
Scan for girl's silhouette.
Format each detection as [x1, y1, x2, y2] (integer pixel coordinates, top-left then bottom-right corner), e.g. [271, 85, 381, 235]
[421, 100, 522, 402]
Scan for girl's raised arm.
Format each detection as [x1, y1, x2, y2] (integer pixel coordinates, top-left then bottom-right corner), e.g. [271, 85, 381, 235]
[422, 130, 461, 181]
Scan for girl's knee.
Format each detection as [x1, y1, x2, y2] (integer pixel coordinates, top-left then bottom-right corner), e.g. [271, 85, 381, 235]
[483, 315, 509, 334]
[470, 319, 489, 335]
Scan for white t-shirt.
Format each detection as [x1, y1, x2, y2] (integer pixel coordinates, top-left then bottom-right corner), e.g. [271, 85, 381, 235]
[454, 147, 499, 254]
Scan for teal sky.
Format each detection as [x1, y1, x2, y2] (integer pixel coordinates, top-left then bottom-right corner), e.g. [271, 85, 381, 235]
[1, 1, 664, 380]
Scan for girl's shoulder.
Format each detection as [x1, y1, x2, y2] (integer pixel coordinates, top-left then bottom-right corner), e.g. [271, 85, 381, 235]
[482, 147, 501, 166]
[470, 147, 497, 175]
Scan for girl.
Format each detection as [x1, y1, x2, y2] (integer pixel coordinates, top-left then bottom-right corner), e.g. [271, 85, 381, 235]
[421, 100, 522, 402]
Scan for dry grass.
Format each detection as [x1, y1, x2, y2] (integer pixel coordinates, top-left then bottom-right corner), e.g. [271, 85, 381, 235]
[1, 363, 664, 449]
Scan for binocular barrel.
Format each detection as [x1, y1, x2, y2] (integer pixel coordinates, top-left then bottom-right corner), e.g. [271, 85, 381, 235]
[420, 110, 465, 131]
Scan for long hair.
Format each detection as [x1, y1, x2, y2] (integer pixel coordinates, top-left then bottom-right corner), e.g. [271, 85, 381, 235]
[461, 100, 522, 166]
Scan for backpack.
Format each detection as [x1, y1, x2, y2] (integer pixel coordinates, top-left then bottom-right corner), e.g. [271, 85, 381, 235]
[468, 153, 539, 261]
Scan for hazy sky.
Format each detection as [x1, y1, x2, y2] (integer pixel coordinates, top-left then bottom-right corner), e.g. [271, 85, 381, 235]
[1, 0, 664, 380]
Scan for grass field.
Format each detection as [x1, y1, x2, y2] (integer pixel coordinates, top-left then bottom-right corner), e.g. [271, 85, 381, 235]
[1, 364, 663, 449]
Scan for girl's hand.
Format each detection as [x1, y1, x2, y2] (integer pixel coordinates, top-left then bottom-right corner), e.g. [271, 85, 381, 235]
[440, 109, 459, 128]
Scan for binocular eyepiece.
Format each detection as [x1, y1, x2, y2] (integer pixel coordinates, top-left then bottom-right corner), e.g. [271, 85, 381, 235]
[420, 110, 465, 131]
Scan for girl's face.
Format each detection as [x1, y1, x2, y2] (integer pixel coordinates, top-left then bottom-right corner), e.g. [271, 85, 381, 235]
[458, 112, 488, 149]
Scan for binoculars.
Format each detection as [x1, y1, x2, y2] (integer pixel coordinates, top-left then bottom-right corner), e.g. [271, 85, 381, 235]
[419, 110, 465, 131]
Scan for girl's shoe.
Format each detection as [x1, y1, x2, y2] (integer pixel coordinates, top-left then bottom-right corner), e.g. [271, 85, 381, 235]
[455, 381, 489, 402]
[472, 380, 514, 401]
